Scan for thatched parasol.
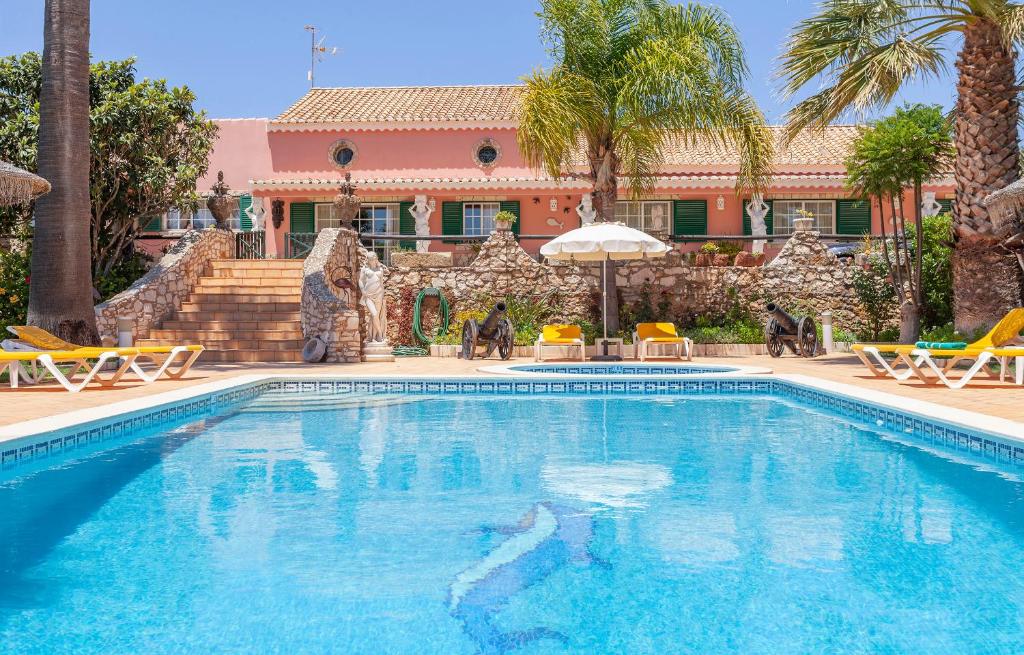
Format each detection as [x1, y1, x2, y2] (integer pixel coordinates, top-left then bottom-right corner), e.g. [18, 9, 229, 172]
[0, 160, 51, 206]
[982, 178, 1024, 233]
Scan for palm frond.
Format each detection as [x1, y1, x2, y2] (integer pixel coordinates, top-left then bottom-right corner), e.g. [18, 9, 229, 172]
[517, 69, 601, 180]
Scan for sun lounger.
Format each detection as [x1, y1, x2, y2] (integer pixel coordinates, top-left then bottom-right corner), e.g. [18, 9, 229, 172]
[0, 348, 139, 393]
[5, 325, 204, 382]
[851, 308, 1024, 380]
[535, 324, 586, 362]
[633, 323, 692, 361]
[896, 346, 1024, 389]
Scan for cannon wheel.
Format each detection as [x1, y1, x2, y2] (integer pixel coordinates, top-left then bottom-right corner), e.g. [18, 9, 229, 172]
[461, 320, 479, 360]
[797, 316, 818, 358]
[765, 318, 785, 358]
[496, 318, 514, 360]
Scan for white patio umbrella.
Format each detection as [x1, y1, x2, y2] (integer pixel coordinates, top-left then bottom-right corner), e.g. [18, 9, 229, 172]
[541, 222, 669, 360]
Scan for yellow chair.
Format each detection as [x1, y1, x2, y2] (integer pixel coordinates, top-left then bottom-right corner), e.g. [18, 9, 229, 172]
[633, 322, 692, 361]
[851, 308, 1024, 380]
[535, 324, 586, 362]
[5, 325, 204, 382]
[0, 348, 140, 393]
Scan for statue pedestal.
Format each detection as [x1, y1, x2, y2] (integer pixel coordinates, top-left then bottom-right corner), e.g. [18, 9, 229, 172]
[362, 341, 395, 362]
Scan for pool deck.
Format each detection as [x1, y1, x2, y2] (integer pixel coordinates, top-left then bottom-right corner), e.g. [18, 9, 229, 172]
[1, 353, 1022, 430]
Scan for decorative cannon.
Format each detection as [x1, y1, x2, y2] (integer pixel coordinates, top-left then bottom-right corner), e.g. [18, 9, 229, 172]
[764, 302, 818, 358]
[462, 302, 514, 360]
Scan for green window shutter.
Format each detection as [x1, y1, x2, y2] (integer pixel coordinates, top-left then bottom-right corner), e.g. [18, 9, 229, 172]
[836, 199, 871, 235]
[938, 198, 953, 216]
[672, 200, 707, 239]
[289, 202, 315, 233]
[499, 200, 521, 236]
[238, 194, 253, 232]
[142, 214, 163, 232]
[742, 199, 773, 235]
[398, 200, 416, 249]
[442, 202, 463, 243]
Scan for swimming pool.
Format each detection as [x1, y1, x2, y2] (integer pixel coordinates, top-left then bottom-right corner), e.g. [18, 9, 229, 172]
[491, 362, 748, 376]
[2, 377, 1024, 653]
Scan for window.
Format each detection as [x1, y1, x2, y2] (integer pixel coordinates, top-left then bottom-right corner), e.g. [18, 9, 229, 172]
[158, 203, 239, 231]
[473, 138, 501, 168]
[315, 202, 400, 264]
[463, 202, 499, 236]
[615, 201, 670, 235]
[328, 139, 358, 169]
[772, 200, 835, 235]
[334, 147, 354, 167]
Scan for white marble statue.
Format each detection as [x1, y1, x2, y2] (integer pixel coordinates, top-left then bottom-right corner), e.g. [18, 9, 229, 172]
[359, 252, 388, 343]
[921, 191, 943, 218]
[409, 195, 435, 253]
[745, 194, 770, 255]
[577, 193, 598, 226]
[245, 197, 265, 231]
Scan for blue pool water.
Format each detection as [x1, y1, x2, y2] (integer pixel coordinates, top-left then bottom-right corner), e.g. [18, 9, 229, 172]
[2, 389, 1024, 654]
[507, 363, 736, 375]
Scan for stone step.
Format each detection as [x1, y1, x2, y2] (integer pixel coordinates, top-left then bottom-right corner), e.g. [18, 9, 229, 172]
[161, 319, 300, 331]
[210, 259, 304, 270]
[182, 298, 301, 311]
[172, 310, 300, 323]
[200, 349, 305, 363]
[150, 329, 303, 342]
[192, 284, 300, 296]
[207, 269, 304, 280]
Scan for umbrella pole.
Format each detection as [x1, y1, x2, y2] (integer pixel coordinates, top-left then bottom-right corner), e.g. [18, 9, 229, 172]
[593, 257, 622, 362]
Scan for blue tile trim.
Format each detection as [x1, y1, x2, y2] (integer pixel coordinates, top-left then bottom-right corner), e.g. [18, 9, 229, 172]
[1, 377, 1021, 474]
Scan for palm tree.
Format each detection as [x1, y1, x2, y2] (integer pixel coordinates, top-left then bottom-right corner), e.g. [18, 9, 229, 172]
[28, 0, 99, 344]
[778, 0, 1024, 334]
[518, 0, 774, 333]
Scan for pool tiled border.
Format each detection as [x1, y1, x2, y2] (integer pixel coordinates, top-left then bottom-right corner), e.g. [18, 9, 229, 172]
[1, 373, 1022, 472]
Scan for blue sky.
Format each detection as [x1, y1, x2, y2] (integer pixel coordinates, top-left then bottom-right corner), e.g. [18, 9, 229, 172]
[2, 0, 956, 122]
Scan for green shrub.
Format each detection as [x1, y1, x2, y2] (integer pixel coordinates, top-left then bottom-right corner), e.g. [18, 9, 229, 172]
[914, 213, 953, 330]
[852, 257, 897, 340]
[94, 251, 153, 302]
[0, 242, 31, 328]
[713, 240, 743, 257]
[493, 210, 518, 225]
[699, 241, 719, 254]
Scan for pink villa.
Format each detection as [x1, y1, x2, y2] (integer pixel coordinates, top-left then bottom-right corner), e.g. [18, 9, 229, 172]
[140, 85, 956, 262]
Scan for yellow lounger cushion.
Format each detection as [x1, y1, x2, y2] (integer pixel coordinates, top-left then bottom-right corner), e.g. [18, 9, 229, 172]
[542, 324, 583, 344]
[9, 326, 202, 354]
[0, 349, 139, 361]
[636, 322, 683, 342]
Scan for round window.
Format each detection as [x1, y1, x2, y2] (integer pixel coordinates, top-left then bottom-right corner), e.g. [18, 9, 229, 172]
[477, 145, 498, 165]
[334, 147, 354, 167]
[473, 138, 501, 168]
[328, 139, 358, 169]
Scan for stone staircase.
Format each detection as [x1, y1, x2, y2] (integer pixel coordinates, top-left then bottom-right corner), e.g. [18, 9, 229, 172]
[148, 260, 305, 363]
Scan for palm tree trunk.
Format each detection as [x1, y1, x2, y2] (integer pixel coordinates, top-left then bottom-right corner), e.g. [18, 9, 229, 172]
[28, 0, 99, 345]
[952, 18, 1024, 335]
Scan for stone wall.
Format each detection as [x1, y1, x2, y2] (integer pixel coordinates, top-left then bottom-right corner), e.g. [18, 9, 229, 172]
[300, 228, 363, 363]
[383, 230, 596, 342]
[94, 228, 233, 340]
[607, 231, 875, 334]
[384, 229, 884, 340]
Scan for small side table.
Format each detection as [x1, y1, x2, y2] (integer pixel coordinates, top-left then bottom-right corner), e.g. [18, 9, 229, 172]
[591, 337, 625, 360]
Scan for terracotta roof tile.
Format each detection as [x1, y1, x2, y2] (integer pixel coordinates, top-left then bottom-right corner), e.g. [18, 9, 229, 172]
[275, 85, 524, 123]
[273, 85, 862, 167]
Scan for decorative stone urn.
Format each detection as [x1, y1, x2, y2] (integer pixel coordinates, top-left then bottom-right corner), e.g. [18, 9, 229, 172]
[206, 171, 235, 230]
[333, 172, 361, 230]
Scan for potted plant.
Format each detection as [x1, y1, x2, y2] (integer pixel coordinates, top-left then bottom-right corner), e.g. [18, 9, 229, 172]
[693, 242, 716, 267]
[494, 210, 518, 232]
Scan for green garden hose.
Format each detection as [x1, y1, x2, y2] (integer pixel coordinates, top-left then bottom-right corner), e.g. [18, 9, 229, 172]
[392, 345, 429, 357]
[412, 287, 450, 345]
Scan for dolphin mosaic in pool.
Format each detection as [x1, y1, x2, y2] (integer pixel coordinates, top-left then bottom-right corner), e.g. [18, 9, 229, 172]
[448, 502, 607, 654]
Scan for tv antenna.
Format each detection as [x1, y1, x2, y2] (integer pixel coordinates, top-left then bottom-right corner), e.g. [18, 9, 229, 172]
[304, 25, 338, 88]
